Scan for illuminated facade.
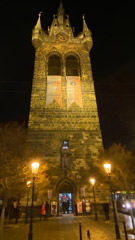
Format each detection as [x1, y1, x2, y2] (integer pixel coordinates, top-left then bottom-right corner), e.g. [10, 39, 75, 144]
[28, 2, 104, 214]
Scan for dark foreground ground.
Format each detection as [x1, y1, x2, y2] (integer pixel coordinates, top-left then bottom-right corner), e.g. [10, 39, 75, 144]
[3, 213, 135, 240]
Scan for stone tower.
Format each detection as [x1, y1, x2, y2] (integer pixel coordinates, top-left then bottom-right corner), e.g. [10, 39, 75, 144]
[28, 2, 103, 214]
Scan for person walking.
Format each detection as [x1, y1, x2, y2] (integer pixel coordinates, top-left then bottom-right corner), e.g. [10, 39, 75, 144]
[13, 202, 20, 223]
[62, 201, 66, 214]
[40, 202, 46, 220]
[103, 202, 109, 221]
[66, 200, 69, 214]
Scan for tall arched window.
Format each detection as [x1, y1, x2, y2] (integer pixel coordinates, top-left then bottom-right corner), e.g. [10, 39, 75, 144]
[66, 55, 79, 76]
[48, 54, 61, 75]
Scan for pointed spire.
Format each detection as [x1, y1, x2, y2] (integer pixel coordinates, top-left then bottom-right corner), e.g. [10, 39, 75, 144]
[35, 12, 42, 30]
[32, 12, 43, 49]
[49, 1, 73, 37]
[49, 14, 59, 36]
[65, 15, 70, 27]
[82, 14, 91, 36]
[58, 0, 64, 16]
[53, 14, 59, 27]
[57, 0, 64, 24]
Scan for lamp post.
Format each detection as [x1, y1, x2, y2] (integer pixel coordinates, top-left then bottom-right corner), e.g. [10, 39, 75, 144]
[25, 181, 31, 224]
[90, 178, 98, 221]
[104, 163, 121, 239]
[28, 162, 40, 240]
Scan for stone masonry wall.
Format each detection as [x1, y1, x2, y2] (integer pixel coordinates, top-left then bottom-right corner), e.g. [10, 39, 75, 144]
[27, 40, 106, 204]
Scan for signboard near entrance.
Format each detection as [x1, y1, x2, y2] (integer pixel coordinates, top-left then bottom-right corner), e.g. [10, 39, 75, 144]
[51, 201, 57, 216]
[77, 201, 83, 214]
[47, 189, 52, 199]
[85, 199, 91, 213]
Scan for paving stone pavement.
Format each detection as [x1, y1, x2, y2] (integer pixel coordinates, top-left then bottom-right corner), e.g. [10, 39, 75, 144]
[2, 214, 135, 240]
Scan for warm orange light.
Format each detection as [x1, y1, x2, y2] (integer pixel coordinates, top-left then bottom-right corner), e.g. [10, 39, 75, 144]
[31, 162, 40, 174]
[27, 180, 31, 187]
[90, 178, 95, 185]
[104, 163, 111, 174]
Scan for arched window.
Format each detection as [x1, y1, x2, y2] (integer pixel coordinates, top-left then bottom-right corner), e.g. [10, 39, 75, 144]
[66, 55, 79, 76]
[48, 54, 61, 75]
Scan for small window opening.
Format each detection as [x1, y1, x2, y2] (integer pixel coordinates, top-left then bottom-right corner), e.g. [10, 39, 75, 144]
[62, 140, 69, 149]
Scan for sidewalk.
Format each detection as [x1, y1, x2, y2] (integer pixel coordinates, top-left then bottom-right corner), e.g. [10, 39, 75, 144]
[2, 213, 134, 240]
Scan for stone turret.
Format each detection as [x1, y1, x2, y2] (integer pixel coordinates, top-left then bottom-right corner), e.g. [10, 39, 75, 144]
[32, 12, 43, 49]
[77, 15, 93, 50]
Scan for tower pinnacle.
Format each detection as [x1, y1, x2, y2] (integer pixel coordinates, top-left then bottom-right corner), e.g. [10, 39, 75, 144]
[57, 0, 64, 25]
[35, 12, 42, 30]
[82, 14, 91, 36]
[58, 0, 64, 16]
[32, 12, 43, 49]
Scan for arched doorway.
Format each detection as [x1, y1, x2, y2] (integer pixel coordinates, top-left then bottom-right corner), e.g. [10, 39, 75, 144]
[55, 178, 77, 214]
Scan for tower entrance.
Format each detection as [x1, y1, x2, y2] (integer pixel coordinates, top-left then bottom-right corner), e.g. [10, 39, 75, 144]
[59, 193, 72, 214]
[56, 178, 77, 214]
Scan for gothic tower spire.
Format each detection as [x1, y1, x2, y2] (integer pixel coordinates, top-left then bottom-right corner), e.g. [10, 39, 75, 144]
[49, 1, 73, 37]
[29, 2, 104, 213]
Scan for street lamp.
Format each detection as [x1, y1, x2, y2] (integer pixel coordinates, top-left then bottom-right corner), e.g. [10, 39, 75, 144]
[25, 181, 31, 224]
[104, 163, 121, 239]
[28, 162, 40, 240]
[89, 178, 98, 221]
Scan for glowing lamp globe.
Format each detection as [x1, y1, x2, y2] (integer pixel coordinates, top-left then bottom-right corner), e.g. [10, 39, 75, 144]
[90, 178, 95, 185]
[104, 163, 111, 174]
[31, 162, 40, 174]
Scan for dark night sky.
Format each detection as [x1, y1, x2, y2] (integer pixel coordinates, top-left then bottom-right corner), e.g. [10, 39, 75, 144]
[0, 1, 135, 149]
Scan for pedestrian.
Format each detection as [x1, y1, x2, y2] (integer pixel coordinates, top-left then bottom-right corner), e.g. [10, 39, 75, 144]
[62, 201, 66, 214]
[103, 202, 109, 221]
[45, 201, 49, 217]
[13, 202, 20, 223]
[66, 200, 69, 214]
[40, 202, 46, 220]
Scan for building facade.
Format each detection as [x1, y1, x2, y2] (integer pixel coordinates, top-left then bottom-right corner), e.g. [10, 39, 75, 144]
[28, 2, 104, 214]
